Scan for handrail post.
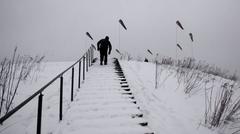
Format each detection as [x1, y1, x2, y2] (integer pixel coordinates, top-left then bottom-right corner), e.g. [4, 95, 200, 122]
[91, 47, 93, 65]
[89, 49, 91, 67]
[71, 67, 74, 101]
[92, 46, 94, 63]
[155, 60, 158, 89]
[59, 76, 63, 121]
[86, 52, 88, 72]
[78, 61, 81, 88]
[88, 49, 90, 66]
[88, 49, 90, 67]
[83, 56, 85, 80]
[90, 47, 93, 65]
[36, 93, 43, 134]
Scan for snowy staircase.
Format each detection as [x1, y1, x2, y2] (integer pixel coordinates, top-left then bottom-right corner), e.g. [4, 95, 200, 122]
[56, 58, 154, 134]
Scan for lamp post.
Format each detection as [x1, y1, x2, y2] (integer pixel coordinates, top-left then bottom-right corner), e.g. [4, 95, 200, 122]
[85, 32, 95, 65]
[85, 32, 94, 51]
[155, 53, 159, 89]
[189, 33, 194, 58]
[147, 49, 159, 89]
[176, 20, 184, 59]
[116, 49, 122, 59]
[118, 19, 127, 52]
[86, 32, 94, 41]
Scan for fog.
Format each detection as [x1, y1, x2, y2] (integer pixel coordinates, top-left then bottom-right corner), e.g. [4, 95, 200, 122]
[0, 0, 240, 74]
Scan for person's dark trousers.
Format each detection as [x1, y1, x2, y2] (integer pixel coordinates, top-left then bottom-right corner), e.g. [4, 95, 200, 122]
[100, 51, 108, 65]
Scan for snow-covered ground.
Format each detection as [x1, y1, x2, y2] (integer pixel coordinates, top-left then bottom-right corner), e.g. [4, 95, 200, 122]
[120, 60, 215, 134]
[0, 59, 239, 134]
[0, 61, 75, 134]
[120, 60, 239, 134]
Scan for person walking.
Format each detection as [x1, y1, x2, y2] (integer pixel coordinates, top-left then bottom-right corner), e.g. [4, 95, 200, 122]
[97, 36, 112, 65]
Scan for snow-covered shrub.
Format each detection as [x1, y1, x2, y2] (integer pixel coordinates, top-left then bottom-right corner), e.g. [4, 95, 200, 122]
[0, 47, 44, 117]
[225, 94, 240, 122]
[183, 70, 206, 94]
[159, 57, 174, 66]
[204, 81, 240, 128]
[118, 52, 133, 61]
[160, 57, 237, 82]
[176, 57, 196, 69]
[121, 52, 238, 82]
[175, 66, 209, 95]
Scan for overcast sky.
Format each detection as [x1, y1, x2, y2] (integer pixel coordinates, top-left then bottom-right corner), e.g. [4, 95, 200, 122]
[0, 0, 240, 74]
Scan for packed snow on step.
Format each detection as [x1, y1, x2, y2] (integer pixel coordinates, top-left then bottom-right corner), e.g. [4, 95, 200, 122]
[53, 61, 153, 134]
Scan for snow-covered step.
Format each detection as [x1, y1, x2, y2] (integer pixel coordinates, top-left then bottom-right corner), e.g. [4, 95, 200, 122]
[75, 96, 135, 103]
[69, 106, 142, 116]
[55, 59, 154, 134]
[76, 94, 135, 100]
[74, 99, 136, 106]
[65, 110, 143, 120]
[71, 104, 140, 112]
[60, 124, 153, 134]
[75, 92, 134, 97]
[76, 90, 132, 94]
[74, 102, 139, 109]
[67, 116, 148, 127]
[69, 106, 141, 115]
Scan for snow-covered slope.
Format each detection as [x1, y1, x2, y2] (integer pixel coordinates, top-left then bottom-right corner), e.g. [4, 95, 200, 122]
[120, 60, 216, 134]
[1, 59, 238, 134]
[0, 62, 74, 134]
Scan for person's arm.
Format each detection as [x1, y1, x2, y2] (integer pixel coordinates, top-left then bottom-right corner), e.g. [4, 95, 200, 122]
[97, 40, 101, 51]
[108, 41, 112, 54]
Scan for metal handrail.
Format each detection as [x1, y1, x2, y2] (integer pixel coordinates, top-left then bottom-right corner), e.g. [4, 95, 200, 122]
[0, 45, 95, 132]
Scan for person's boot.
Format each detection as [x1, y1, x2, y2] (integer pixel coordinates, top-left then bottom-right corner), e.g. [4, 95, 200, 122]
[100, 62, 103, 65]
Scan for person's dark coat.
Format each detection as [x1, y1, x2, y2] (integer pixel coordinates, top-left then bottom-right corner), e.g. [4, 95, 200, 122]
[97, 36, 112, 65]
[97, 39, 112, 53]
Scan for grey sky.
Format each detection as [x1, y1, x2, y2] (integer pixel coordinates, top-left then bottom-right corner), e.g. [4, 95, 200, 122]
[0, 0, 240, 74]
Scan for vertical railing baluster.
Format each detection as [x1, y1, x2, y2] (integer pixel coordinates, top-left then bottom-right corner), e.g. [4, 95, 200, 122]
[89, 49, 91, 67]
[155, 61, 158, 89]
[87, 52, 89, 71]
[78, 61, 81, 88]
[91, 47, 93, 66]
[87, 50, 89, 68]
[91, 47, 93, 65]
[90, 47, 93, 65]
[92, 46, 94, 63]
[86, 52, 88, 72]
[71, 67, 74, 101]
[88, 49, 90, 67]
[59, 76, 63, 121]
[36, 93, 43, 134]
[83, 56, 85, 80]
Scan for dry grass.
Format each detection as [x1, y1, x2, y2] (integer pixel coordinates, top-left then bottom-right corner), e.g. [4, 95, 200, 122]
[0, 47, 44, 117]
[204, 80, 240, 128]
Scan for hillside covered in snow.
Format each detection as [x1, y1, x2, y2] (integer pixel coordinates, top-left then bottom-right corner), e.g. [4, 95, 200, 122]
[0, 58, 239, 134]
